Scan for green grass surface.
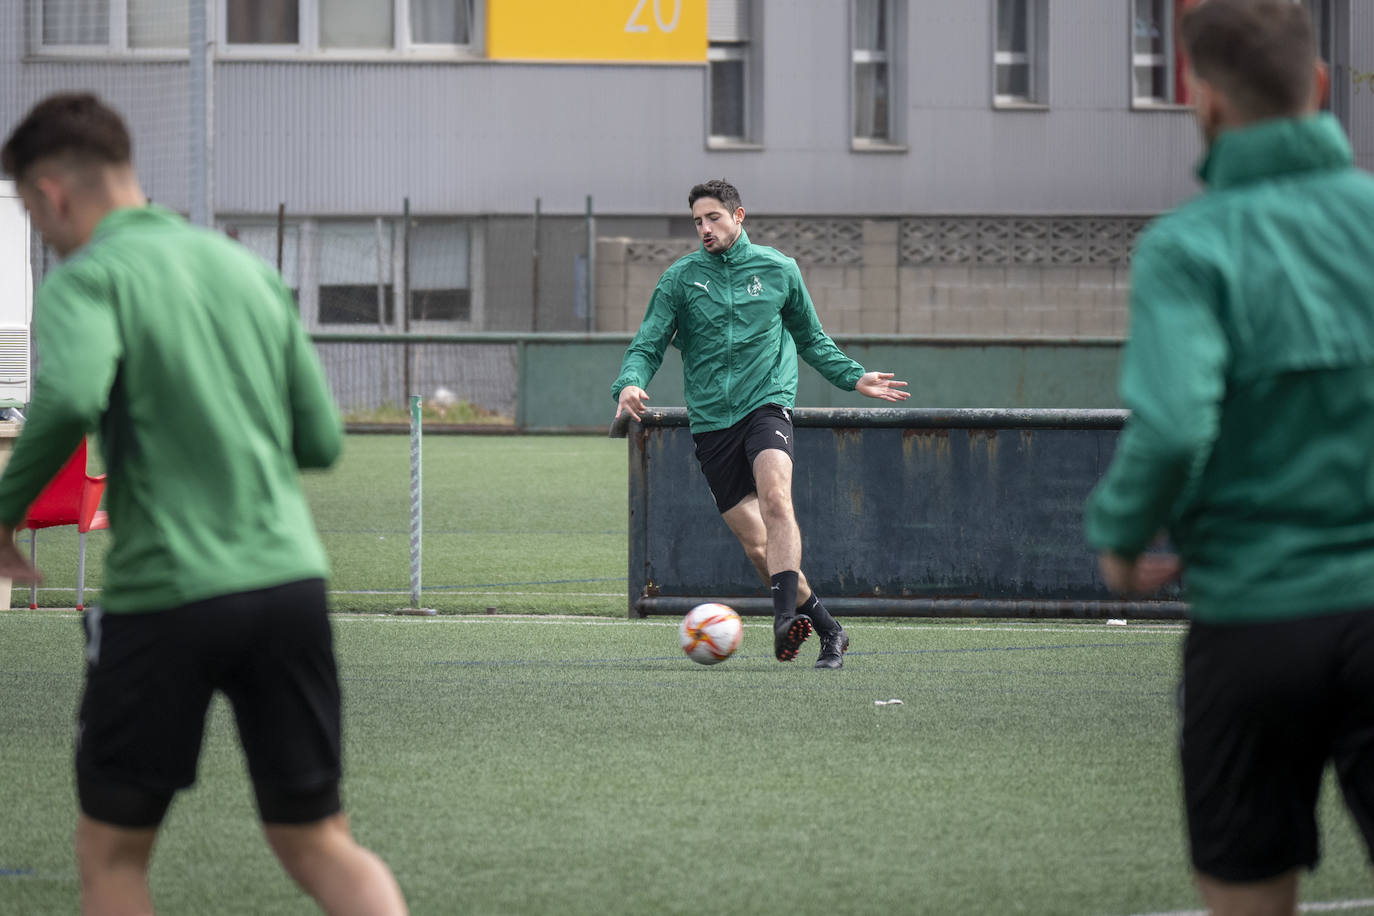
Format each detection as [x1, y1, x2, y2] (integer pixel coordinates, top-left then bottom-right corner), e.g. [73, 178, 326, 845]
[6, 435, 1373, 914]
[2, 614, 1372, 915]
[12, 435, 628, 615]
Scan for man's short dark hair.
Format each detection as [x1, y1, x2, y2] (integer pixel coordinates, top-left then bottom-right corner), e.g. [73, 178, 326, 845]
[1, 93, 133, 182]
[688, 179, 743, 213]
[1180, 0, 1316, 121]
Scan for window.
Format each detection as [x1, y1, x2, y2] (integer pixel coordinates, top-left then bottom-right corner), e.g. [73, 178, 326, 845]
[707, 0, 754, 145]
[223, 0, 474, 52]
[408, 221, 471, 323]
[35, 0, 472, 55]
[994, 0, 1048, 106]
[320, 0, 391, 48]
[38, 0, 189, 52]
[316, 221, 397, 326]
[227, 0, 298, 44]
[221, 217, 472, 329]
[708, 48, 748, 141]
[410, 0, 470, 44]
[852, 0, 898, 145]
[1132, 0, 1195, 106]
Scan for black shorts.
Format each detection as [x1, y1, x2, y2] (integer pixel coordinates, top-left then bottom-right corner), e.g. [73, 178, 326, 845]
[1181, 606, 1374, 881]
[76, 578, 343, 828]
[692, 404, 795, 513]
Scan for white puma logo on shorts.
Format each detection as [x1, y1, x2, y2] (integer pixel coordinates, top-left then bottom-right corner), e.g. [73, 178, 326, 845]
[775, 430, 790, 446]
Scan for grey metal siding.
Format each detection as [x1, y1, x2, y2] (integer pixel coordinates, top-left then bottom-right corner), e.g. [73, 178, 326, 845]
[2, 0, 1368, 218]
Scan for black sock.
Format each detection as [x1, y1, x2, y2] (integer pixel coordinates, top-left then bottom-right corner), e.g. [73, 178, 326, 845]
[770, 571, 799, 620]
[801, 594, 839, 635]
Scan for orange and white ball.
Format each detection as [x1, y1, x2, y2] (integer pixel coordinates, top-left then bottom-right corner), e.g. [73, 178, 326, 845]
[678, 603, 743, 665]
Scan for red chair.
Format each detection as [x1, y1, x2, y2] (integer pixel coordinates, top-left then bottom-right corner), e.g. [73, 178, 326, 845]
[17, 439, 109, 611]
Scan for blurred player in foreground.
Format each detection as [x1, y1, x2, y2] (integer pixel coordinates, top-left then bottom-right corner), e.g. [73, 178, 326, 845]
[1084, 2, 1374, 912]
[0, 94, 407, 916]
[613, 179, 909, 668]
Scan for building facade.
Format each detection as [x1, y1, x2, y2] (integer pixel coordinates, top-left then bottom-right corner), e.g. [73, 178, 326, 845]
[2, 0, 1369, 340]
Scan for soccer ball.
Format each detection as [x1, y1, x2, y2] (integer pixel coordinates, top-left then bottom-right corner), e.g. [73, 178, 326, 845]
[678, 603, 743, 665]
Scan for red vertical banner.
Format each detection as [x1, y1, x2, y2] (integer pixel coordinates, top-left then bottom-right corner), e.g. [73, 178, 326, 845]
[1174, 0, 1201, 103]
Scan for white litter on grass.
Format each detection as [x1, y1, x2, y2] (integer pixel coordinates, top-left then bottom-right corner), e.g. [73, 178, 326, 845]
[1105, 618, 1128, 627]
[873, 698, 904, 706]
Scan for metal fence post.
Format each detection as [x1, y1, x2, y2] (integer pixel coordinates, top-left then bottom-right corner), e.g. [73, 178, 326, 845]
[398, 394, 435, 616]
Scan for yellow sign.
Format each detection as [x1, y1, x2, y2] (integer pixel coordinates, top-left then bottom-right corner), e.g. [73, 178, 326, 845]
[487, 0, 706, 63]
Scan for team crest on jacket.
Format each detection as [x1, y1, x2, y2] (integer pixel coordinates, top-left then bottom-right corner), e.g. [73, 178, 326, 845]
[747, 275, 763, 296]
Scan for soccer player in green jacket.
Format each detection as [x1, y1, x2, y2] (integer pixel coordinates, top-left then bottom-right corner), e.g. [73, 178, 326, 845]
[613, 179, 909, 668]
[0, 94, 407, 915]
[1085, 2, 1374, 911]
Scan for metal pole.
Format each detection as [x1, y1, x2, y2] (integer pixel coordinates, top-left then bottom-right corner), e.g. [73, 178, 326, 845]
[402, 197, 412, 402]
[375, 217, 386, 331]
[531, 197, 541, 332]
[409, 394, 422, 607]
[188, 0, 214, 227]
[585, 194, 595, 333]
[397, 395, 435, 616]
[275, 202, 285, 274]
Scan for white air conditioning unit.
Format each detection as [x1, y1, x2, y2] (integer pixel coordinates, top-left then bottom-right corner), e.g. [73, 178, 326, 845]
[0, 181, 32, 408]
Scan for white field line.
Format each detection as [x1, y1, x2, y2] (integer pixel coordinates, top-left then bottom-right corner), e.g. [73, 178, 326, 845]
[338, 615, 1186, 634]
[1115, 899, 1374, 916]
[0, 609, 1187, 635]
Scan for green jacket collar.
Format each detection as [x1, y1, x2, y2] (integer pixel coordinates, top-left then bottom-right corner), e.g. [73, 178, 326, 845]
[90, 203, 181, 242]
[65, 204, 178, 262]
[1197, 113, 1353, 190]
[710, 228, 753, 265]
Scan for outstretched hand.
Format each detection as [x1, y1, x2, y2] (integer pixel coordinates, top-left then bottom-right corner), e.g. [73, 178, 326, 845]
[855, 371, 910, 402]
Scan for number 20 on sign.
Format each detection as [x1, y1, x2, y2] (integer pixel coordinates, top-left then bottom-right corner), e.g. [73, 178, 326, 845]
[486, 0, 706, 63]
[625, 0, 683, 33]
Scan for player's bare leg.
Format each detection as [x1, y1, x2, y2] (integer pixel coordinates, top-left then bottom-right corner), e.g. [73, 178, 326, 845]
[1194, 870, 1300, 916]
[747, 449, 809, 660]
[751, 448, 802, 573]
[720, 494, 812, 604]
[75, 816, 157, 916]
[264, 813, 408, 916]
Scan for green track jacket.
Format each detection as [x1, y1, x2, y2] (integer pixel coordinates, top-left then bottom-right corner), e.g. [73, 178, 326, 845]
[612, 230, 865, 434]
[0, 205, 341, 613]
[1085, 114, 1374, 624]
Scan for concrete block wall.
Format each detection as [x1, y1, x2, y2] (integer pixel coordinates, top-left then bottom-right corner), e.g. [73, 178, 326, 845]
[597, 217, 1133, 339]
[891, 263, 1130, 338]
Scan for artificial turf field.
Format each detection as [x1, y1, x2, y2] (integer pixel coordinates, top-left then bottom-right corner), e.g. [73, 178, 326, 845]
[2, 436, 1373, 914]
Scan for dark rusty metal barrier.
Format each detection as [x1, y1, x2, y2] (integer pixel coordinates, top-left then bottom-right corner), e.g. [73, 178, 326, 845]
[613, 407, 1186, 620]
